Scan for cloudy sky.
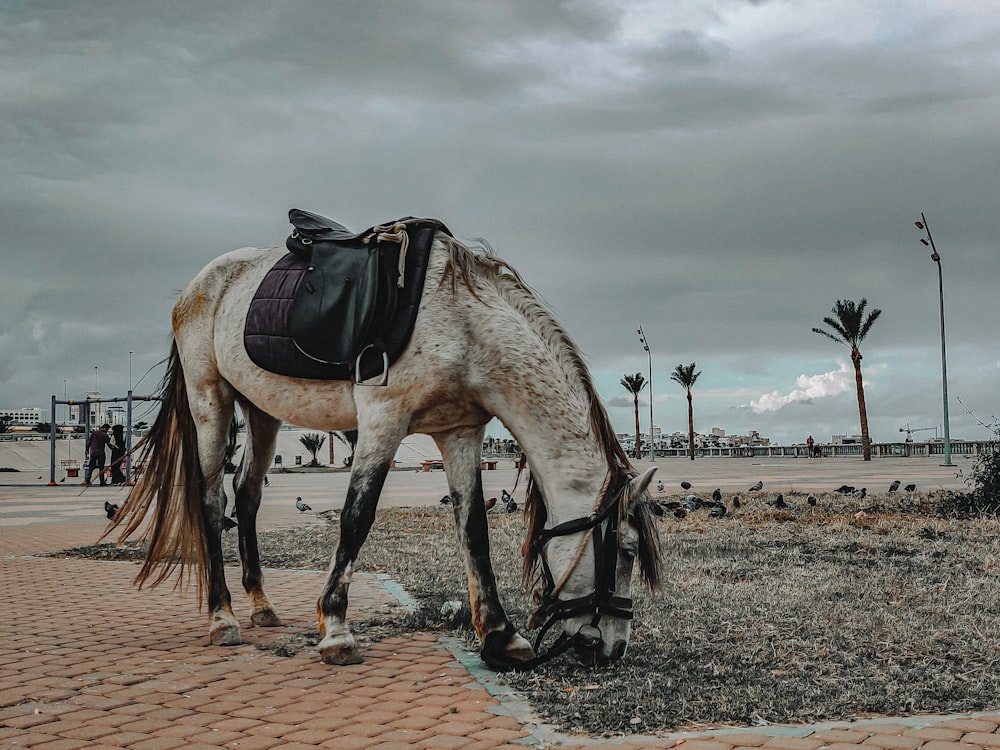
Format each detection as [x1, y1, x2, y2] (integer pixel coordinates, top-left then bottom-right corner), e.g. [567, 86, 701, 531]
[2, 0, 998, 446]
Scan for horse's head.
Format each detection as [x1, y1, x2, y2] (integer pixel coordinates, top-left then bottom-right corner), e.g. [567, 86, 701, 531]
[523, 466, 662, 666]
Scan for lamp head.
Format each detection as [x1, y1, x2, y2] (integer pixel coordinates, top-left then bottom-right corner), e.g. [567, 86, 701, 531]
[914, 221, 924, 230]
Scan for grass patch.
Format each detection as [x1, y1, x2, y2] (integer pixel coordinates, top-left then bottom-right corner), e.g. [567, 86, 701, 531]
[58, 491, 1000, 735]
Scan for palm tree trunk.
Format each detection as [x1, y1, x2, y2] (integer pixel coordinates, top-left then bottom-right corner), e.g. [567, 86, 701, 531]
[852, 349, 872, 461]
[687, 390, 695, 461]
[633, 395, 641, 459]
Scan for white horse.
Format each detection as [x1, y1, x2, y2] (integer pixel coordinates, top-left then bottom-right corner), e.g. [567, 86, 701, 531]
[109, 221, 662, 668]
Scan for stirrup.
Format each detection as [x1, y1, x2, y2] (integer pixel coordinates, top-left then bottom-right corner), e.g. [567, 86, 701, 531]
[355, 344, 389, 386]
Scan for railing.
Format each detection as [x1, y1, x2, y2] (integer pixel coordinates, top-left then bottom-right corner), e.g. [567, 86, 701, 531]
[643, 441, 998, 459]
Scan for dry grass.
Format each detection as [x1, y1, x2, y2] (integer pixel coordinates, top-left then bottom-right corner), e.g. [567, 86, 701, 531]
[60, 491, 1000, 736]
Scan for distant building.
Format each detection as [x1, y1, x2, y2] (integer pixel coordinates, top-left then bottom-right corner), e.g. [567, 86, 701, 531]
[0, 407, 48, 426]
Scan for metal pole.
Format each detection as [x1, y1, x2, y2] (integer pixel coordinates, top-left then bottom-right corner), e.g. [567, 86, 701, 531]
[916, 212, 953, 466]
[637, 326, 655, 461]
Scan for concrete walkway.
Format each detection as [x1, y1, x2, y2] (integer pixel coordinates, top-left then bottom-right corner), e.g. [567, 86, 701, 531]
[3, 459, 998, 749]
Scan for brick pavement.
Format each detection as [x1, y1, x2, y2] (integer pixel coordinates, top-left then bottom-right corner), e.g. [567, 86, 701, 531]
[4, 504, 1000, 748]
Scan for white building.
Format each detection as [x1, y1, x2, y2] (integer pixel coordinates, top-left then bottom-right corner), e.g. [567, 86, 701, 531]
[0, 407, 48, 426]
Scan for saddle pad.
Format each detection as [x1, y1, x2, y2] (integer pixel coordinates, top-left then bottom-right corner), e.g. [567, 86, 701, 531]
[243, 217, 447, 381]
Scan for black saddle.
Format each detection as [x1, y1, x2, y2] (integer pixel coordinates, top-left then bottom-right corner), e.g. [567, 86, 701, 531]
[244, 209, 450, 384]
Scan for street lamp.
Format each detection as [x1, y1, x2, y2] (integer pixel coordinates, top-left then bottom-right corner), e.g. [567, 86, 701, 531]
[636, 326, 655, 461]
[914, 212, 953, 466]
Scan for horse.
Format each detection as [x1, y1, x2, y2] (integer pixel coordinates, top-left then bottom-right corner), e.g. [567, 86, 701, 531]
[108, 219, 663, 669]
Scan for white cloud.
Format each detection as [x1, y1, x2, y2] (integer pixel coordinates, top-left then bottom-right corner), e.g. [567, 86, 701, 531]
[748, 361, 853, 413]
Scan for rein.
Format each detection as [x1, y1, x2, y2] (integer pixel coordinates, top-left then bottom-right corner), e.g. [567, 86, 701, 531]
[482, 467, 632, 671]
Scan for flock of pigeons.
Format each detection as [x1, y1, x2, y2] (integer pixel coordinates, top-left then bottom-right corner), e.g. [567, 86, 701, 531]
[102, 477, 923, 526]
[652, 478, 921, 520]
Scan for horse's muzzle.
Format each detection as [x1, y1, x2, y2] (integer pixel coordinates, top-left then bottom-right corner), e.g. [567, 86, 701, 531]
[571, 625, 628, 666]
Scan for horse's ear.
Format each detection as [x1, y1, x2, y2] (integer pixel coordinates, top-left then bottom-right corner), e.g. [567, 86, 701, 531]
[627, 467, 657, 502]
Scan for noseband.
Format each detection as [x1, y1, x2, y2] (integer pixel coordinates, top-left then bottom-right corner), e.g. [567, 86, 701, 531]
[483, 468, 633, 671]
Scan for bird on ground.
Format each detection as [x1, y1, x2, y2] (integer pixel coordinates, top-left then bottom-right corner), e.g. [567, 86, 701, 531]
[104, 501, 119, 520]
[748, 480, 763, 493]
[708, 503, 727, 519]
[852, 487, 867, 499]
[732, 496, 742, 509]
[888, 480, 901, 493]
[222, 516, 237, 531]
[656, 480, 664, 492]
[504, 496, 518, 513]
[712, 488, 723, 503]
[295, 496, 311, 512]
[485, 496, 497, 510]
[440, 495, 452, 505]
[904, 483, 917, 493]
[680, 481, 692, 490]
[769, 494, 791, 509]
[807, 494, 818, 507]
[834, 485, 855, 495]
[683, 494, 705, 510]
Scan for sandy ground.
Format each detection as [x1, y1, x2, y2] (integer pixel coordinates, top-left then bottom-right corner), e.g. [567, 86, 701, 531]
[0, 453, 970, 533]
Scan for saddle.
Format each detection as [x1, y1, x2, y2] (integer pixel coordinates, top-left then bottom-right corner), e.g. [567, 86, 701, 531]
[244, 209, 450, 384]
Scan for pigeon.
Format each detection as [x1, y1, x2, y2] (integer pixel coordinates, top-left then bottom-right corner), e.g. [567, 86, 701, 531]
[295, 496, 311, 512]
[504, 496, 518, 513]
[222, 516, 238, 531]
[680, 481, 692, 490]
[732, 495, 742, 509]
[712, 488, 723, 503]
[834, 485, 855, 495]
[748, 480, 763, 493]
[668, 503, 688, 519]
[440, 495, 452, 505]
[656, 480, 664, 492]
[904, 483, 917, 493]
[485, 496, 497, 510]
[807, 494, 818, 506]
[769, 493, 791, 509]
[852, 487, 867, 499]
[708, 503, 727, 519]
[888, 480, 901, 493]
[683, 494, 705, 510]
[104, 501, 119, 520]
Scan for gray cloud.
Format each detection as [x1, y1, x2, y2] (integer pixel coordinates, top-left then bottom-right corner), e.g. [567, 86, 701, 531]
[2, 0, 998, 447]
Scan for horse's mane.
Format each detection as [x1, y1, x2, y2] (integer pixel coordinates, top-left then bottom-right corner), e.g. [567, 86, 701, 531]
[440, 236, 661, 592]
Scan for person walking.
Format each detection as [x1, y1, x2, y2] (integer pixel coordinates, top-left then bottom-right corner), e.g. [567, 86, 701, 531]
[85, 424, 111, 486]
[109, 424, 127, 485]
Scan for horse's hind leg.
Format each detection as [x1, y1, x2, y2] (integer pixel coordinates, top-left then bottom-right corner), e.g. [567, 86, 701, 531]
[186, 377, 243, 645]
[316, 425, 404, 665]
[434, 426, 535, 665]
[233, 402, 283, 627]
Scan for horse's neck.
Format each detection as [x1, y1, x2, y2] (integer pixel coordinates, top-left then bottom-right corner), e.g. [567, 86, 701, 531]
[474, 299, 610, 521]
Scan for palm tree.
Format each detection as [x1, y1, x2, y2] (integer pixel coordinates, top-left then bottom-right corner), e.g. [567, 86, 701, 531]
[620, 373, 647, 458]
[299, 432, 326, 467]
[812, 298, 882, 461]
[670, 363, 701, 461]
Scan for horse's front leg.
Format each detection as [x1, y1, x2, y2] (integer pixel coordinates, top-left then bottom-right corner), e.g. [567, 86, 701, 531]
[233, 404, 283, 628]
[316, 434, 399, 665]
[435, 427, 535, 666]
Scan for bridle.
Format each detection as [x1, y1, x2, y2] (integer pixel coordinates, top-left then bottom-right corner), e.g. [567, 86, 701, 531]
[482, 466, 635, 671]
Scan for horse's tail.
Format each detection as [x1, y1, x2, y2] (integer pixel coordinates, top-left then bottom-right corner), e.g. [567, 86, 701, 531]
[103, 340, 211, 599]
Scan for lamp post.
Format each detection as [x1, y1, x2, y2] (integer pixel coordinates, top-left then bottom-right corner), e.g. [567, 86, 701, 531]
[636, 326, 655, 461]
[914, 212, 953, 467]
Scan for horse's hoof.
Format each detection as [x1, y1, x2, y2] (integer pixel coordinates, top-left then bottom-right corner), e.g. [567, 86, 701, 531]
[210, 623, 242, 646]
[318, 632, 363, 665]
[505, 633, 535, 662]
[251, 609, 284, 627]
